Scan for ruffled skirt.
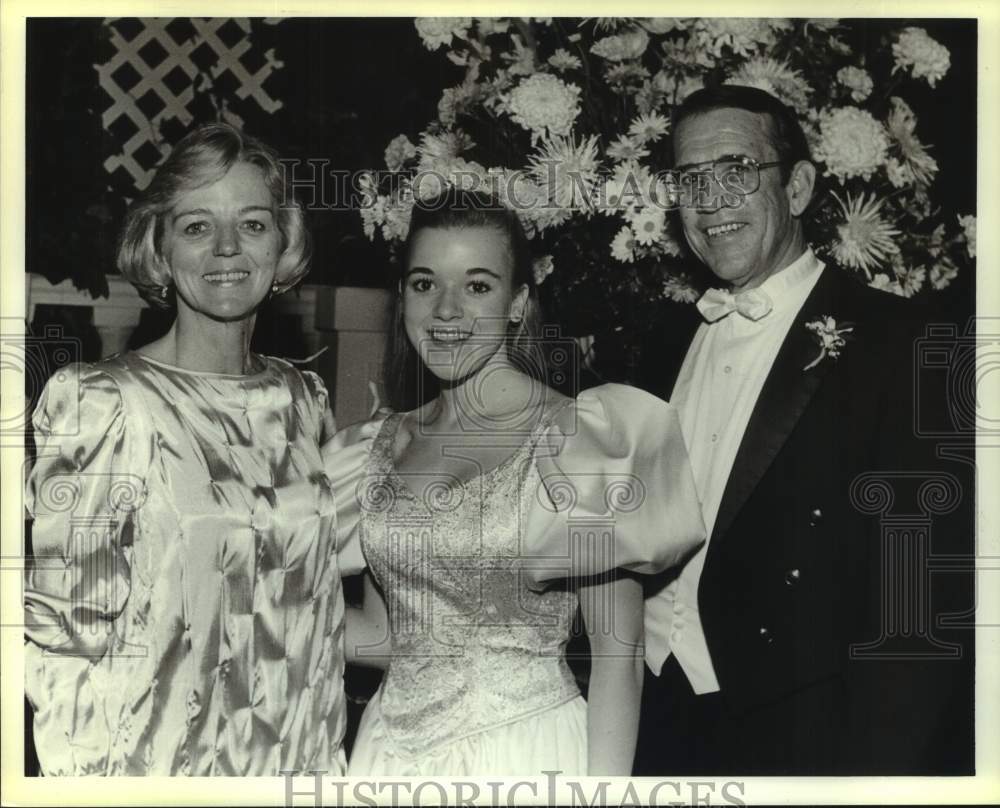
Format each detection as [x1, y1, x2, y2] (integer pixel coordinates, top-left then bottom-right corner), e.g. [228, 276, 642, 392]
[347, 690, 587, 776]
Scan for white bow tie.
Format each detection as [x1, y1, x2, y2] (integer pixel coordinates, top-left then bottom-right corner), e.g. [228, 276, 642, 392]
[696, 287, 774, 322]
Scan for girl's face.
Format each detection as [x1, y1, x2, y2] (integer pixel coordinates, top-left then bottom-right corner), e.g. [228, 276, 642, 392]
[402, 225, 528, 386]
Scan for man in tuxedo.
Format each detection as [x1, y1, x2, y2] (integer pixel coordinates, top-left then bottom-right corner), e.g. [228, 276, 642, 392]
[633, 86, 973, 775]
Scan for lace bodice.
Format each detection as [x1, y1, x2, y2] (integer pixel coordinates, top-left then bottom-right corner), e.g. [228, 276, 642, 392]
[359, 413, 580, 758]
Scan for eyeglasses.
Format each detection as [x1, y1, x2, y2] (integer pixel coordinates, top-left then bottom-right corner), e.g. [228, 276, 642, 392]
[667, 154, 784, 208]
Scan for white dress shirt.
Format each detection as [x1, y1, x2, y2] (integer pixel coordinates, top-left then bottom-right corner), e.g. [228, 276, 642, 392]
[644, 248, 825, 693]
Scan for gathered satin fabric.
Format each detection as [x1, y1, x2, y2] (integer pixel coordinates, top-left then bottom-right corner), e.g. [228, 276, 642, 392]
[24, 352, 347, 776]
[327, 383, 706, 775]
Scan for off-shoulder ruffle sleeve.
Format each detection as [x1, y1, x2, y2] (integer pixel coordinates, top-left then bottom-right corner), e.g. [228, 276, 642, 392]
[25, 363, 138, 658]
[324, 415, 389, 577]
[520, 383, 705, 587]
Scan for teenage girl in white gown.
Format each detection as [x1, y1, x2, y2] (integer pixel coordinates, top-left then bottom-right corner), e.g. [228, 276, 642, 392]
[327, 189, 705, 776]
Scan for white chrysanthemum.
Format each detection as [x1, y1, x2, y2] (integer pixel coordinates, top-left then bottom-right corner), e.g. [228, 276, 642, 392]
[836, 66, 874, 102]
[885, 97, 938, 186]
[548, 48, 582, 71]
[628, 112, 670, 143]
[384, 134, 417, 172]
[528, 133, 602, 212]
[606, 135, 650, 163]
[417, 130, 475, 170]
[930, 258, 959, 290]
[414, 17, 472, 50]
[611, 226, 637, 262]
[958, 214, 976, 258]
[628, 206, 666, 246]
[591, 27, 650, 61]
[830, 191, 901, 277]
[691, 18, 788, 58]
[893, 27, 951, 87]
[663, 274, 700, 303]
[726, 57, 813, 114]
[533, 255, 555, 285]
[507, 74, 582, 140]
[813, 107, 890, 182]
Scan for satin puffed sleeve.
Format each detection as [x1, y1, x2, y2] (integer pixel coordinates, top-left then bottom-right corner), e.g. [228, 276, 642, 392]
[520, 383, 705, 587]
[323, 416, 389, 577]
[25, 364, 140, 656]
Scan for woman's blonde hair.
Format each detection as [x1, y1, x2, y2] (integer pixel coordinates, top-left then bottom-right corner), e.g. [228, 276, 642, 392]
[116, 122, 312, 308]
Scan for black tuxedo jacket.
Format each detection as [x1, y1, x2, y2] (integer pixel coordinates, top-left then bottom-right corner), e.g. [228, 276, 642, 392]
[636, 265, 974, 774]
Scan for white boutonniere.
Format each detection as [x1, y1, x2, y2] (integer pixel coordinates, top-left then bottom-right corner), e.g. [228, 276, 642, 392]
[804, 316, 855, 371]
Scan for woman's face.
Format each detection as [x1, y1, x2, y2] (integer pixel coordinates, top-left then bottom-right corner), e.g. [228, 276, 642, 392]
[403, 225, 528, 385]
[160, 161, 282, 323]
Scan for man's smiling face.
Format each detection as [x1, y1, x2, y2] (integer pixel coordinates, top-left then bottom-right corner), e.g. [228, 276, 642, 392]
[674, 107, 807, 290]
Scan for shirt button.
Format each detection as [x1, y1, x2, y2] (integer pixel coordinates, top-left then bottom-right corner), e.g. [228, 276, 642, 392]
[674, 603, 686, 615]
[670, 630, 683, 644]
[724, 365, 732, 374]
[711, 433, 719, 442]
[809, 507, 824, 526]
[673, 618, 686, 631]
[785, 569, 801, 586]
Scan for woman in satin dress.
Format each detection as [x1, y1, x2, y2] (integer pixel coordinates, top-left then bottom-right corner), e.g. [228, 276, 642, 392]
[329, 189, 705, 776]
[24, 123, 351, 775]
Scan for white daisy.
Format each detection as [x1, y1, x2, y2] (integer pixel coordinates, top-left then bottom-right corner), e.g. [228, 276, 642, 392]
[628, 206, 666, 246]
[611, 226, 637, 262]
[606, 135, 650, 163]
[628, 112, 670, 144]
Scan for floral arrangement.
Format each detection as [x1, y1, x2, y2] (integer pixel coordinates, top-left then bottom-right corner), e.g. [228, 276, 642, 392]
[357, 18, 975, 379]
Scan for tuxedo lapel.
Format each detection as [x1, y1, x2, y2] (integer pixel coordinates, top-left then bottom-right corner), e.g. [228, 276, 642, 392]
[709, 266, 843, 546]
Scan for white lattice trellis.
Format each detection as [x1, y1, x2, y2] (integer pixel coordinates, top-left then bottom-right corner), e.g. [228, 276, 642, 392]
[98, 18, 284, 191]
